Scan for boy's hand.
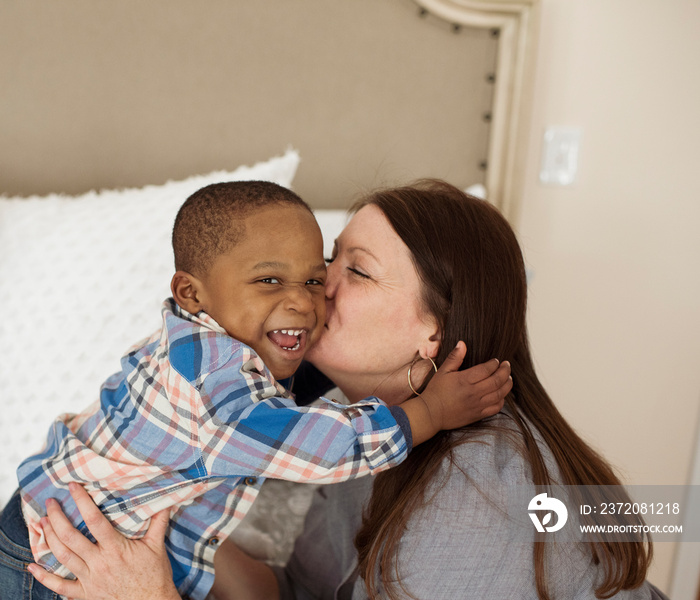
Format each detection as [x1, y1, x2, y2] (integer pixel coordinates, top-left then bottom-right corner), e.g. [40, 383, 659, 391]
[401, 342, 511, 446]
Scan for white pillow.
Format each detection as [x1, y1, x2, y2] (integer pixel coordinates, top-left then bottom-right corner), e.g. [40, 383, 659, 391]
[313, 209, 350, 259]
[0, 150, 300, 506]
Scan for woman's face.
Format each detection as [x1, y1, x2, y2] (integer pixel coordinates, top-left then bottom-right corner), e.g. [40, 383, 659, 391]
[305, 204, 439, 404]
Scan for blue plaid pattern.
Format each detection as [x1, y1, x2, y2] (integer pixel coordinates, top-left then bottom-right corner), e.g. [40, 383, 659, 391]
[17, 299, 408, 600]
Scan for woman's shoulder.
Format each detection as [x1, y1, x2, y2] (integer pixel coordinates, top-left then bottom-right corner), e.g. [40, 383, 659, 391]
[400, 411, 548, 531]
[444, 409, 557, 487]
[386, 413, 547, 597]
[399, 413, 661, 600]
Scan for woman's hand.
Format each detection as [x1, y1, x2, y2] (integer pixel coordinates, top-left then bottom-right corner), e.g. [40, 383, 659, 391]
[402, 342, 512, 445]
[27, 482, 179, 600]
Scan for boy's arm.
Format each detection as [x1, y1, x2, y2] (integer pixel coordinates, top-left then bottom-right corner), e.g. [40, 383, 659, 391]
[200, 343, 507, 482]
[200, 348, 409, 483]
[400, 342, 512, 446]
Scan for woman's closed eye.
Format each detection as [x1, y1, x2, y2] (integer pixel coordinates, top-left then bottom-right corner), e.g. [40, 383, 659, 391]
[326, 246, 370, 279]
[347, 267, 370, 279]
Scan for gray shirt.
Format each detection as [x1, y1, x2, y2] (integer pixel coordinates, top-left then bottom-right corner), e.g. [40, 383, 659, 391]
[273, 413, 668, 600]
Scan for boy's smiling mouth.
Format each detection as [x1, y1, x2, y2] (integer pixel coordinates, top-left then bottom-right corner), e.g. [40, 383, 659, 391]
[267, 328, 307, 352]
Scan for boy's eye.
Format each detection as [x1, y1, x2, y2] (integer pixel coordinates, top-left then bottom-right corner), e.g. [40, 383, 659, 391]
[306, 278, 324, 286]
[259, 277, 280, 284]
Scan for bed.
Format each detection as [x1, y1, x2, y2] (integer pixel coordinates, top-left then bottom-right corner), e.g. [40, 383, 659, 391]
[0, 0, 538, 569]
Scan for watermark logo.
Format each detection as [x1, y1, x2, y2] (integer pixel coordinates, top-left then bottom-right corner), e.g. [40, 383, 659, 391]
[528, 493, 568, 533]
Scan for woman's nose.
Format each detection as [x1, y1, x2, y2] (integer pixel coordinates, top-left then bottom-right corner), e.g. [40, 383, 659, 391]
[324, 261, 340, 299]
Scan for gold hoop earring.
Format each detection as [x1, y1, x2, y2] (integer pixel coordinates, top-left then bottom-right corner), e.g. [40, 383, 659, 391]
[407, 356, 438, 396]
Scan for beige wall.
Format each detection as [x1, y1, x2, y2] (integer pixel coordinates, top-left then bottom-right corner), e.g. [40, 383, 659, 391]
[518, 0, 700, 592]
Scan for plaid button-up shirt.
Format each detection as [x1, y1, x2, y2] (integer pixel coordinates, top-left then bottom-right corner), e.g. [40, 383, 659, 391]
[18, 299, 409, 600]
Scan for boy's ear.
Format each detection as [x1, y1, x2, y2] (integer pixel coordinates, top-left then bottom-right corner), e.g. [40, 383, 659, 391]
[171, 271, 206, 314]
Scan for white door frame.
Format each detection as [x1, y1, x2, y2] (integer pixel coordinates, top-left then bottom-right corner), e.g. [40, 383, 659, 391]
[670, 406, 700, 599]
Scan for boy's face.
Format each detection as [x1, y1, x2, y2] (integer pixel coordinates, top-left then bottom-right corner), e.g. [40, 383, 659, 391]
[197, 204, 326, 380]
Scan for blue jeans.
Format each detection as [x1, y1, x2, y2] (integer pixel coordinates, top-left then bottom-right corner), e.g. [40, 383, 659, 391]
[0, 490, 58, 600]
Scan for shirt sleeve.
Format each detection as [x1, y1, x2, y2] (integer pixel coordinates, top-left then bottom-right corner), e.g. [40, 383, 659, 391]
[290, 362, 413, 451]
[192, 347, 409, 484]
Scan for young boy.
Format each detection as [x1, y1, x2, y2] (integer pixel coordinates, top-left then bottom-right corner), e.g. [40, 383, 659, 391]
[3, 181, 505, 600]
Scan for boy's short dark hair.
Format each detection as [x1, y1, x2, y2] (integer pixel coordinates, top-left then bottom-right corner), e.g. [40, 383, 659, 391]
[172, 180, 311, 275]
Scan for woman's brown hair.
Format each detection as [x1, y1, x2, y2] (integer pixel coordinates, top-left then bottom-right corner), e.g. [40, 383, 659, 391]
[353, 180, 652, 600]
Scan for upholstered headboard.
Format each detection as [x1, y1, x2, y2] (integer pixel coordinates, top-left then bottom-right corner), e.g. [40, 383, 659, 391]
[0, 0, 538, 217]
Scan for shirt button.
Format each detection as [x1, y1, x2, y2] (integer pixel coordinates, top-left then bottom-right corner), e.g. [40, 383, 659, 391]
[208, 536, 220, 546]
[244, 476, 257, 486]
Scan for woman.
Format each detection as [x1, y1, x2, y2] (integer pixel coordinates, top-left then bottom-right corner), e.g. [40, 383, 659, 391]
[30, 180, 666, 600]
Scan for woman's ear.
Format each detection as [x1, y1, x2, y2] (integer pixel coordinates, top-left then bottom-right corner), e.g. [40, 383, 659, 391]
[418, 324, 442, 361]
[171, 271, 206, 315]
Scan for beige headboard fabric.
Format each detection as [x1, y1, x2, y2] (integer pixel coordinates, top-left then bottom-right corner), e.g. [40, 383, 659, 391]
[0, 0, 498, 208]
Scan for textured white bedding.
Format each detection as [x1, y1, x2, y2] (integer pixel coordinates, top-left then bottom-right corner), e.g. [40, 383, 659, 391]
[0, 150, 347, 518]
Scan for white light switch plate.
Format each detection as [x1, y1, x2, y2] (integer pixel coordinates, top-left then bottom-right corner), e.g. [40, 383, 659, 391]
[539, 127, 581, 186]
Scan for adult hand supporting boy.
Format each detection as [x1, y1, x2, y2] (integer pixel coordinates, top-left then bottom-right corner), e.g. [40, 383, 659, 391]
[401, 341, 512, 446]
[28, 483, 178, 600]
